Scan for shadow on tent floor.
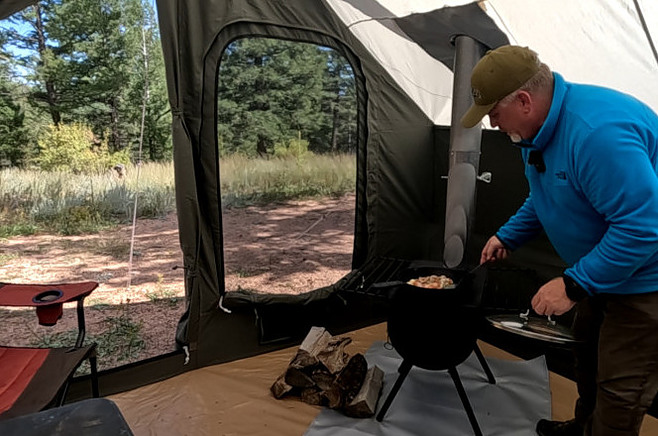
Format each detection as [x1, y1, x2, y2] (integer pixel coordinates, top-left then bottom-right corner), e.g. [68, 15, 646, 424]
[109, 324, 658, 436]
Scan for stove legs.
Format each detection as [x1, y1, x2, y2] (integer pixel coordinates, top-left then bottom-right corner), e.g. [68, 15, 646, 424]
[449, 366, 484, 436]
[376, 349, 493, 436]
[474, 344, 496, 384]
[375, 359, 412, 422]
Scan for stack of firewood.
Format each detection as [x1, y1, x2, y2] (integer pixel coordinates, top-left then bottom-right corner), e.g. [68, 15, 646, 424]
[271, 326, 384, 418]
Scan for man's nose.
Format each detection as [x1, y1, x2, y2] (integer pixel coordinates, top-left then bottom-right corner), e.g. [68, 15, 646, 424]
[489, 116, 498, 128]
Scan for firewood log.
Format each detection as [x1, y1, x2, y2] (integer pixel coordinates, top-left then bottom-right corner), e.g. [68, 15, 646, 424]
[322, 385, 343, 409]
[311, 368, 335, 391]
[288, 326, 332, 369]
[270, 373, 294, 399]
[343, 365, 384, 418]
[300, 387, 323, 406]
[285, 366, 316, 388]
[272, 327, 377, 416]
[317, 336, 352, 374]
[335, 353, 368, 404]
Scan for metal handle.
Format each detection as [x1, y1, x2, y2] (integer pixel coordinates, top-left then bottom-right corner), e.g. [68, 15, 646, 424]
[520, 309, 530, 323]
[477, 172, 492, 183]
[520, 309, 556, 326]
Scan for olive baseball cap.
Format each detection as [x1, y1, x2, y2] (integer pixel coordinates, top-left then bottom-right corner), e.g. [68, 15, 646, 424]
[460, 45, 540, 128]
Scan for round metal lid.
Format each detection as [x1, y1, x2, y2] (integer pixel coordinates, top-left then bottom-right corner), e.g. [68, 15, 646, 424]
[487, 313, 579, 344]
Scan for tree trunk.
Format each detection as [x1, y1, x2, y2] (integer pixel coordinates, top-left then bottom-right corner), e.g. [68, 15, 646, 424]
[256, 134, 269, 156]
[34, 4, 60, 126]
[330, 98, 340, 152]
[149, 136, 157, 161]
[110, 96, 121, 151]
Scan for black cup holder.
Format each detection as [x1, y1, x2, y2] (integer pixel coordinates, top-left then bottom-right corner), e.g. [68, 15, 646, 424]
[32, 289, 64, 304]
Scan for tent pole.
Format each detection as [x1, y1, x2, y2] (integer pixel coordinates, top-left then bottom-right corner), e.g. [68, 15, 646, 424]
[443, 36, 486, 268]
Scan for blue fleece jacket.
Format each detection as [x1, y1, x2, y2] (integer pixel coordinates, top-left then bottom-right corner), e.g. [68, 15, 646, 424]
[496, 73, 658, 295]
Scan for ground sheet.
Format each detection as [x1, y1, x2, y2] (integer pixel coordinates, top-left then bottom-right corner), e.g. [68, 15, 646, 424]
[305, 341, 551, 436]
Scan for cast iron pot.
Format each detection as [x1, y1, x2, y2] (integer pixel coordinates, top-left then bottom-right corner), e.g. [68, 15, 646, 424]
[376, 264, 487, 370]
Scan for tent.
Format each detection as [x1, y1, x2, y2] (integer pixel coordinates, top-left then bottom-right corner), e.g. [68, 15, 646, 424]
[1, 0, 657, 412]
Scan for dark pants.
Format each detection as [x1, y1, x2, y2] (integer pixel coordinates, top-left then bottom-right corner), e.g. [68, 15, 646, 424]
[571, 291, 658, 436]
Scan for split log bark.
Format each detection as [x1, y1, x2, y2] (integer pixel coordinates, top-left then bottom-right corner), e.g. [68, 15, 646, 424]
[288, 326, 332, 369]
[317, 336, 352, 374]
[270, 374, 294, 399]
[300, 387, 323, 406]
[311, 368, 335, 391]
[335, 353, 368, 405]
[299, 326, 332, 356]
[343, 365, 384, 418]
[285, 367, 316, 388]
[285, 327, 353, 387]
[323, 385, 343, 409]
[300, 386, 343, 409]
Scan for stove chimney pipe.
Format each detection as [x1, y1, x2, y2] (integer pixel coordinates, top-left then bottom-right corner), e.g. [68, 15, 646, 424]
[443, 36, 487, 268]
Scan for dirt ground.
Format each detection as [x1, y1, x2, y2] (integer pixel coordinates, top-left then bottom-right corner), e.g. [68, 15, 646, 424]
[0, 194, 355, 369]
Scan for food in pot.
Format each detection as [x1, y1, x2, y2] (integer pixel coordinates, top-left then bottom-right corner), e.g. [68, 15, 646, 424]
[407, 274, 454, 289]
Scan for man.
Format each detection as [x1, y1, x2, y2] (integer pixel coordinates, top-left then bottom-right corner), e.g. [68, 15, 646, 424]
[461, 45, 658, 436]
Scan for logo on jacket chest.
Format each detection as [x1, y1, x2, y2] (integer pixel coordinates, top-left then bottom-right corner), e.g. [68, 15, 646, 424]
[554, 170, 567, 180]
[551, 169, 570, 186]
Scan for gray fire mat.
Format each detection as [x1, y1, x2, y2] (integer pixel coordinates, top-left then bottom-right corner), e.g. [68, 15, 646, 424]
[304, 341, 551, 436]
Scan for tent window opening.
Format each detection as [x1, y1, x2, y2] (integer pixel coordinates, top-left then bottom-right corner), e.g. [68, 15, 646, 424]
[217, 37, 357, 295]
[0, 2, 182, 373]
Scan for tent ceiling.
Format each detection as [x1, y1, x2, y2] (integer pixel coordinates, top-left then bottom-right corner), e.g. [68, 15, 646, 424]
[328, 0, 658, 127]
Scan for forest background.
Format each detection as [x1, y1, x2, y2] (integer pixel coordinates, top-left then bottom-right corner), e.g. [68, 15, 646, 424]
[0, 0, 357, 234]
[0, 0, 358, 369]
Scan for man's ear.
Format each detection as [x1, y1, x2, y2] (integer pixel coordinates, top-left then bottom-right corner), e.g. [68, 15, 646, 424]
[517, 90, 532, 113]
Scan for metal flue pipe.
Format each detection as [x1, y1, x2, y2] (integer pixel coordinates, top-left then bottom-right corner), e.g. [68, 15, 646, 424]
[443, 36, 487, 268]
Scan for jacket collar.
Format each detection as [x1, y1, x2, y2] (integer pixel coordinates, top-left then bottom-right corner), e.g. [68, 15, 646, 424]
[519, 72, 567, 151]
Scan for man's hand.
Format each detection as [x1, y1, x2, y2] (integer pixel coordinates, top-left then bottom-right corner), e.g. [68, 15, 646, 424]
[480, 235, 510, 264]
[531, 277, 576, 316]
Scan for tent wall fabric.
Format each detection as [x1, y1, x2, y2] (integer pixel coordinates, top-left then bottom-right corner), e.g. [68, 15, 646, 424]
[149, 0, 658, 370]
[151, 0, 524, 370]
[154, 1, 658, 421]
[153, 0, 492, 367]
[0, 1, 38, 20]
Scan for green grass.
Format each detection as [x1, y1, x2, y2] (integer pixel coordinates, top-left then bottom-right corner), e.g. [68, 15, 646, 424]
[145, 289, 181, 308]
[30, 310, 145, 373]
[0, 153, 356, 235]
[0, 219, 40, 238]
[144, 274, 181, 307]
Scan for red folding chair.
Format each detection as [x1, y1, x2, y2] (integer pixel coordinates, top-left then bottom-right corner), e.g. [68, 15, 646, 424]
[0, 281, 100, 420]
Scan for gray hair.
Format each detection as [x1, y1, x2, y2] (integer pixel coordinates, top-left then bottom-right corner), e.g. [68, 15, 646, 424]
[499, 63, 553, 106]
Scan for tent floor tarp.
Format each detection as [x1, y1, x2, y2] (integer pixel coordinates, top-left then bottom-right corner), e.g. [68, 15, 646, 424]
[109, 323, 658, 435]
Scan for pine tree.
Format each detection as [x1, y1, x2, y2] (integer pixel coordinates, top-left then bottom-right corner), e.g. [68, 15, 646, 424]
[217, 38, 353, 157]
